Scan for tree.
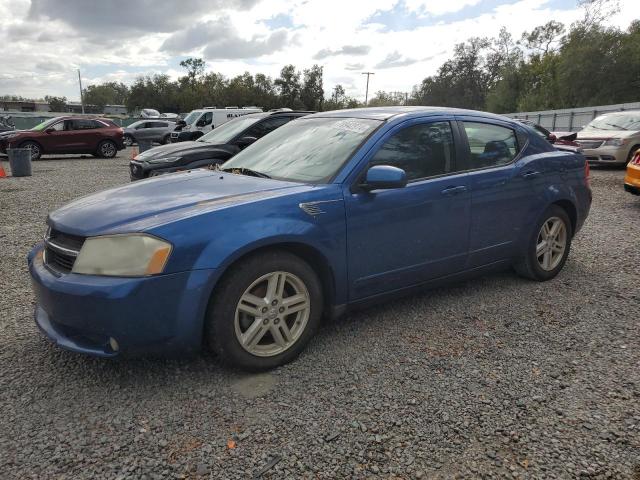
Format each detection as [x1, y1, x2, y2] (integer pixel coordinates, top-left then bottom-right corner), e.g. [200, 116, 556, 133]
[275, 65, 302, 108]
[521, 21, 565, 55]
[300, 65, 324, 110]
[83, 82, 129, 109]
[45, 95, 67, 112]
[180, 57, 206, 84]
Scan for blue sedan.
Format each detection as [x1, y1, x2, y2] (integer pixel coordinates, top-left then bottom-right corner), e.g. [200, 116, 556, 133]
[28, 107, 592, 370]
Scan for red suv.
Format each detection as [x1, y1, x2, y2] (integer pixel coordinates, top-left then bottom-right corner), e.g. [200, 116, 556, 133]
[0, 116, 125, 160]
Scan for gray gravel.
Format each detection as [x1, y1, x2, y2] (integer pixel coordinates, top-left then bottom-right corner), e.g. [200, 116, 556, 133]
[1, 152, 639, 479]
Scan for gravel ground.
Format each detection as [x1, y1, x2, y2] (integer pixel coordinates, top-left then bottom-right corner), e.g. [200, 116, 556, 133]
[1, 152, 639, 479]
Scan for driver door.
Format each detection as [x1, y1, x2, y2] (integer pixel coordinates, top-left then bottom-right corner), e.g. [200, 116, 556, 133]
[344, 118, 471, 300]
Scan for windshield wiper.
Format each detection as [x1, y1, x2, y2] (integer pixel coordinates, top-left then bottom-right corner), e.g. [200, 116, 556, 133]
[221, 167, 271, 179]
[604, 123, 628, 130]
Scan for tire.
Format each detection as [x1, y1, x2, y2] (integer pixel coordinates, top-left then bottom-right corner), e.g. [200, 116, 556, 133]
[161, 134, 171, 145]
[96, 140, 117, 158]
[206, 250, 323, 371]
[123, 134, 134, 147]
[19, 141, 42, 160]
[514, 205, 572, 281]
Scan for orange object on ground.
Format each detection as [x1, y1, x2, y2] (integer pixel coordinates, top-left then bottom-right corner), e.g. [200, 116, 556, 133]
[623, 151, 640, 195]
[130, 147, 138, 160]
[0, 161, 7, 178]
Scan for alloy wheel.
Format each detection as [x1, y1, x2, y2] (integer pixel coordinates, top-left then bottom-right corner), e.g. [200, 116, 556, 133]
[536, 216, 567, 271]
[234, 271, 310, 357]
[101, 142, 116, 157]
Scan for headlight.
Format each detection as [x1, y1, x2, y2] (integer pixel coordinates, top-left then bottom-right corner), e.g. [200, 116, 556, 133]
[72, 234, 172, 276]
[603, 138, 626, 147]
[147, 156, 181, 164]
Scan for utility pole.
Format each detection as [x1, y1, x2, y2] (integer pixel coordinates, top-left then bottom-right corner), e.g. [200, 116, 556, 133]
[361, 72, 375, 106]
[77, 69, 85, 114]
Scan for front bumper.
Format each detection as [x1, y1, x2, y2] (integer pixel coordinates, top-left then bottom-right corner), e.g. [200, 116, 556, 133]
[624, 162, 640, 195]
[129, 159, 183, 181]
[170, 131, 195, 143]
[581, 145, 627, 165]
[29, 244, 218, 357]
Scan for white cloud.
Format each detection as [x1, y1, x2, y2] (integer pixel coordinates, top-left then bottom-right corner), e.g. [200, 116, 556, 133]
[0, 0, 637, 102]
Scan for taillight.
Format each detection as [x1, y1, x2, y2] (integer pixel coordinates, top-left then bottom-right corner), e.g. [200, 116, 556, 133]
[632, 151, 640, 166]
[584, 161, 591, 187]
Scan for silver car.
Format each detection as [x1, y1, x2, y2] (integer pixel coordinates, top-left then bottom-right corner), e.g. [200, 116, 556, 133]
[576, 111, 640, 166]
[123, 120, 176, 146]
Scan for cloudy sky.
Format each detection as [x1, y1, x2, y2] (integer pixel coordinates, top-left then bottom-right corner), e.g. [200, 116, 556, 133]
[0, 0, 636, 102]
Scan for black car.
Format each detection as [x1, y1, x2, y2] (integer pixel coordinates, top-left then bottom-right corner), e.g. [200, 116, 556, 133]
[129, 111, 313, 181]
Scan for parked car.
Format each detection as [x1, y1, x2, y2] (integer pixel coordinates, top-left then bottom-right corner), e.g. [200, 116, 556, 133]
[171, 107, 263, 142]
[576, 111, 640, 166]
[515, 119, 580, 151]
[0, 116, 125, 160]
[623, 150, 640, 195]
[129, 110, 312, 180]
[0, 114, 15, 133]
[123, 120, 176, 147]
[140, 109, 161, 119]
[160, 113, 179, 120]
[28, 107, 591, 370]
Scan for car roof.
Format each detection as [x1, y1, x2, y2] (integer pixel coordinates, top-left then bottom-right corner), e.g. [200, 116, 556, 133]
[313, 106, 514, 123]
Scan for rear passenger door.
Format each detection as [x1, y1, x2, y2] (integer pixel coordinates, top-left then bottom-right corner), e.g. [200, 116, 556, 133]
[456, 117, 538, 267]
[66, 119, 100, 152]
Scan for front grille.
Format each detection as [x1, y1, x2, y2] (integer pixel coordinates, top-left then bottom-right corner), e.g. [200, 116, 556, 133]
[44, 228, 85, 274]
[576, 140, 604, 149]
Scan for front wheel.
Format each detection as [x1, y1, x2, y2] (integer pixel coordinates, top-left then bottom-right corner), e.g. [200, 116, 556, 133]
[19, 141, 42, 160]
[514, 205, 572, 281]
[97, 140, 117, 158]
[123, 134, 134, 147]
[206, 251, 323, 371]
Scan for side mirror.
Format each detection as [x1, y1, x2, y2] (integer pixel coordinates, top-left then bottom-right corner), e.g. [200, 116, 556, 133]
[236, 136, 257, 148]
[547, 133, 557, 143]
[360, 165, 407, 191]
[45, 128, 55, 134]
[176, 120, 186, 127]
[196, 120, 207, 127]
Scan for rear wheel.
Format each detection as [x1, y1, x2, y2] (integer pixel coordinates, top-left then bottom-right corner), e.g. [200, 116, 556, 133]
[514, 205, 572, 281]
[206, 251, 323, 371]
[19, 141, 42, 160]
[97, 140, 117, 158]
[123, 134, 134, 147]
[161, 134, 171, 145]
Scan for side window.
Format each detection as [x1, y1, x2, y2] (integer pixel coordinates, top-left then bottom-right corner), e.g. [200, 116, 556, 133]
[71, 119, 97, 130]
[201, 112, 213, 125]
[462, 122, 518, 168]
[150, 122, 166, 128]
[244, 116, 290, 139]
[50, 122, 65, 132]
[370, 121, 456, 181]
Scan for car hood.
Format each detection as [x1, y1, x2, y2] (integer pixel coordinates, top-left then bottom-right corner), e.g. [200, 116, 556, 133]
[48, 169, 308, 236]
[577, 128, 639, 140]
[136, 141, 229, 160]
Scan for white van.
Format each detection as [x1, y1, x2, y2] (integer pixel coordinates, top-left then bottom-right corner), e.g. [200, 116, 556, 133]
[171, 107, 263, 142]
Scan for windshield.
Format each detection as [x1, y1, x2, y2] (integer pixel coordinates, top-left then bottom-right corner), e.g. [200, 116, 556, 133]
[183, 111, 201, 125]
[587, 112, 640, 131]
[222, 117, 382, 183]
[198, 115, 262, 144]
[31, 117, 63, 131]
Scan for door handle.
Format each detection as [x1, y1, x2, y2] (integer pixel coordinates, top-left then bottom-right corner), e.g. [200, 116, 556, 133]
[441, 185, 468, 196]
[521, 170, 540, 179]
